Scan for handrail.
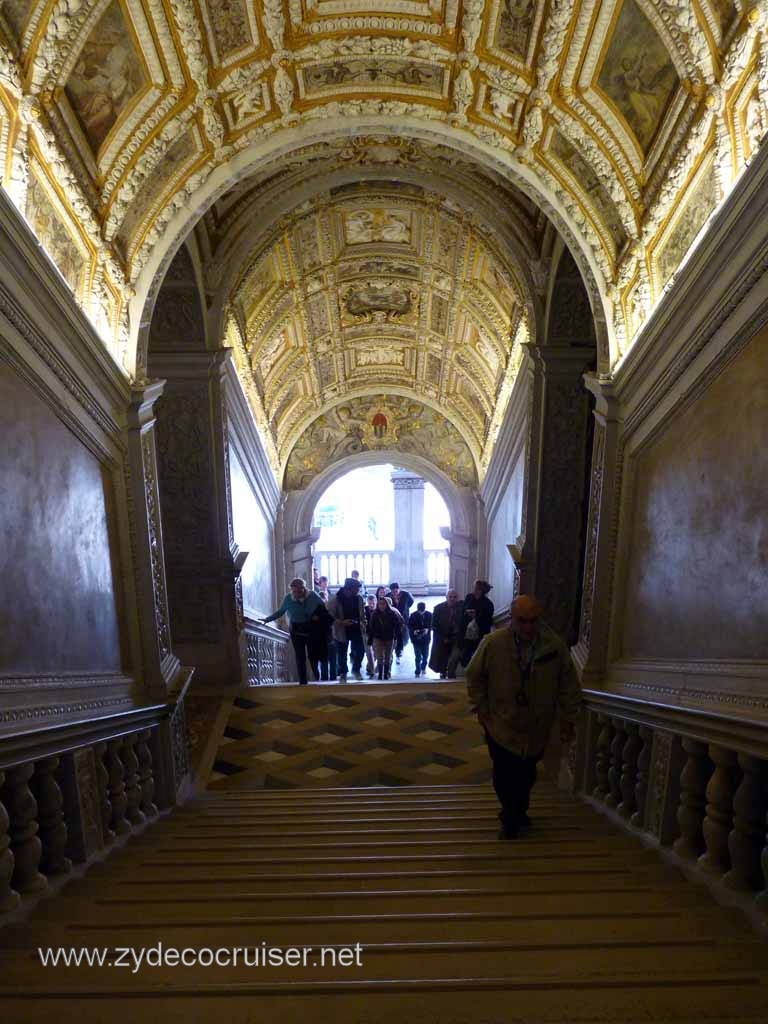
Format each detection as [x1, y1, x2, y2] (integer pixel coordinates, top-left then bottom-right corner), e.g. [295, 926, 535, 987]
[242, 618, 290, 686]
[574, 687, 768, 917]
[582, 689, 768, 760]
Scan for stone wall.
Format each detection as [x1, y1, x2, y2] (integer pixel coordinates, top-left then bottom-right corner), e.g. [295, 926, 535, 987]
[0, 361, 123, 674]
[229, 442, 274, 620]
[486, 449, 525, 612]
[621, 325, 768, 661]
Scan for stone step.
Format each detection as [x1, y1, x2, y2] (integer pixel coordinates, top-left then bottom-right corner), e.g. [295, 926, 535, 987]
[34, 884, 701, 927]
[72, 865, 676, 898]
[3, 972, 767, 1024]
[39, 867, 685, 913]
[3, 938, 767, 990]
[2, 905, 741, 952]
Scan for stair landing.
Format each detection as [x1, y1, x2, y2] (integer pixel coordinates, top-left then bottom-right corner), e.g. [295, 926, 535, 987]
[210, 680, 492, 789]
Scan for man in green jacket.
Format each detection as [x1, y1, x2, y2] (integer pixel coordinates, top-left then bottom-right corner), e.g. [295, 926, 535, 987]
[466, 594, 582, 839]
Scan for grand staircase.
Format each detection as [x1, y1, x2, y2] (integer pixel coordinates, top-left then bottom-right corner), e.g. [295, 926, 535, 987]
[2, 681, 768, 1022]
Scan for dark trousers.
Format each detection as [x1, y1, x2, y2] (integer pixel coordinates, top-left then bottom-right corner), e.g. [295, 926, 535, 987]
[290, 632, 310, 685]
[484, 730, 539, 828]
[394, 624, 408, 658]
[413, 638, 429, 673]
[337, 633, 365, 674]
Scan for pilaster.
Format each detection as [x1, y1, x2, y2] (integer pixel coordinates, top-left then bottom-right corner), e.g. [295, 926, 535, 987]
[148, 349, 242, 686]
[572, 374, 624, 685]
[125, 380, 180, 695]
[534, 346, 594, 642]
[515, 345, 545, 598]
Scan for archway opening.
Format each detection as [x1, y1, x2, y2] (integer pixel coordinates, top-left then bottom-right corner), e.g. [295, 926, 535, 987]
[312, 463, 451, 594]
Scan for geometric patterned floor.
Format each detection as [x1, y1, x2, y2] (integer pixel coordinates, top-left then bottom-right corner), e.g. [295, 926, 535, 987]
[208, 680, 493, 789]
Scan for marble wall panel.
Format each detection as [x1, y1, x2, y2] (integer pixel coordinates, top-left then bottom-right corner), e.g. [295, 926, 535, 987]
[487, 448, 525, 612]
[229, 443, 273, 619]
[621, 326, 768, 660]
[0, 361, 122, 673]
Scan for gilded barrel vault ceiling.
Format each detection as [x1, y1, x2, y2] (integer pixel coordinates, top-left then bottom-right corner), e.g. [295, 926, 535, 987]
[223, 179, 529, 481]
[0, 0, 766, 433]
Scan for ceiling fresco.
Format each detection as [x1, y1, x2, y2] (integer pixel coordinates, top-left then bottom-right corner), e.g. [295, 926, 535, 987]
[0, 0, 764, 437]
[283, 393, 478, 489]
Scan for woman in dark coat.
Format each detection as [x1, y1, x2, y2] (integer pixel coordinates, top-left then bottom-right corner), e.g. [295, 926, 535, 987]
[368, 597, 404, 680]
[461, 580, 494, 666]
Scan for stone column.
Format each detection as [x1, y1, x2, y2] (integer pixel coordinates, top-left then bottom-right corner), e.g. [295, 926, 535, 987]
[390, 471, 427, 590]
[571, 375, 624, 685]
[149, 349, 243, 686]
[126, 380, 180, 694]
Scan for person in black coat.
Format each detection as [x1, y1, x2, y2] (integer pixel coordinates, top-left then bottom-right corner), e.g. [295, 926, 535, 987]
[408, 602, 432, 677]
[388, 583, 414, 662]
[461, 580, 494, 666]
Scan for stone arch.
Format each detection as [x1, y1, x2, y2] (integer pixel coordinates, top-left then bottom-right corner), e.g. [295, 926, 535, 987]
[131, 117, 614, 376]
[279, 386, 482, 485]
[282, 448, 482, 599]
[544, 242, 598, 352]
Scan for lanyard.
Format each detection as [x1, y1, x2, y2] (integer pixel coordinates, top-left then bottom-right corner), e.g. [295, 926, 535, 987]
[514, 634, 534, 707]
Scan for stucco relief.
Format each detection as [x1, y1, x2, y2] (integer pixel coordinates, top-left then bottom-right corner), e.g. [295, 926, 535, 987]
[343, 208, 413, 245]
[342, 280, 417, 323]
[656, 162, 717, 287]
[1, 0, 763, 376]
[284, 395, 477, 490]
[25, 172, 86, 296]
[234, 185, 524, 473]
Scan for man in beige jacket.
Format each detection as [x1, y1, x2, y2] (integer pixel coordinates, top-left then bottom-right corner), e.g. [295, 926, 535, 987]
[466, 595, 582, 839]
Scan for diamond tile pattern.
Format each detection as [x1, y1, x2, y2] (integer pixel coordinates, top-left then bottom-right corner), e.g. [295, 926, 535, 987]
[208, 681, 492, 789]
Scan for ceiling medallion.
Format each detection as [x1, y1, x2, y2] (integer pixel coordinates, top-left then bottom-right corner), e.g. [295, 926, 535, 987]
[360, 405, 400, 448]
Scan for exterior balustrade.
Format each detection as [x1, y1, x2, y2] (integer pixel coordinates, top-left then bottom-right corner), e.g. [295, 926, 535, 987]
[316, 552, 392, 588]
[577, 694, 768, 917]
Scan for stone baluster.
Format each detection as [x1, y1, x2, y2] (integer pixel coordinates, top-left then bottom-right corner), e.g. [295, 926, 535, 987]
[630, 726, 652, 828]
[699, 744, 739, 875]
[122, 734, 145, 828]
[0, 772, 20, 912]
[32, 757, 71, 877]
[95, 742, 114, 844]
[605, 718, 626, 809]
[673, 739, 711, 859]
[137, 730, 158, 819]
[106, 740, 130, 836]
[592, 715, 613, 800]
[2, 764, 47, 894]
[723, 754, 766, 891]
[618, 723, 641, 819]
